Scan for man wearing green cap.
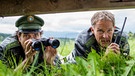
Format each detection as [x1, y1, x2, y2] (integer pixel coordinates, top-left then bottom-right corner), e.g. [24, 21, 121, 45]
[0, 15, 61, 71]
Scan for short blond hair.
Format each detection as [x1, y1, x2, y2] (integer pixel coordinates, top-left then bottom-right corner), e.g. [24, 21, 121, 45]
[91, 11, 115, 26]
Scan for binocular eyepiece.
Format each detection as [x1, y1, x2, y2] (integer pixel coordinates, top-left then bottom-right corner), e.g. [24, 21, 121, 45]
[31, 38, 60, 51]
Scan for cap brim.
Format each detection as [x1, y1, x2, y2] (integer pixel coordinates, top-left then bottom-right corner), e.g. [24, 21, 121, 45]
[18, 24, 41, 29]
[18, 29, 42, 33]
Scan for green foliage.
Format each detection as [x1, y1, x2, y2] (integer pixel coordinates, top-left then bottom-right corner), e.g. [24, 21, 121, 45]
[0, 38, 135, 76]
[101, 52, 126, 75]
[60, 51, 101, 76]
[128, 31, 135, 40]
[57, 38, 74, 56]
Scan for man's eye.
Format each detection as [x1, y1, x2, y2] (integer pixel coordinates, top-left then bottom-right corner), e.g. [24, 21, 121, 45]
[108, 29, 112, 33]
[97, 30, 104, 33]
[23, 35, 29, 38]
[34, 33, 39, 37]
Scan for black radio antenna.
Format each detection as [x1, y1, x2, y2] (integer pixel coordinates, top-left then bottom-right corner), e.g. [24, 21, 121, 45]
[114, 17, 127, 45]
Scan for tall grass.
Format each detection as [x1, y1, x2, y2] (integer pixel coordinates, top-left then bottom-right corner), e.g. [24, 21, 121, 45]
[128, 38, 135, 56]
[0, 38, 135, 76]
[57, 38, 74, 56]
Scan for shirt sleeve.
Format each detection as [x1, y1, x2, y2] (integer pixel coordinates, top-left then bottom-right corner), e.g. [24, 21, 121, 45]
[66, 31, 89, 63]
[0, 46, 5, 62]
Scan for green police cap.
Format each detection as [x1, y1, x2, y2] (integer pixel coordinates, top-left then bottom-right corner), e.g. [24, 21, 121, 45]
[15, 15, 44, 33]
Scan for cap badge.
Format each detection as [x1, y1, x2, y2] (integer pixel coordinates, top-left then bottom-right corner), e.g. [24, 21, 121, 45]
[27, 16, 34, 22]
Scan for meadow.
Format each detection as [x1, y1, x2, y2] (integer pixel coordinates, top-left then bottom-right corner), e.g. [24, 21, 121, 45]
[0, 37, 135, 76]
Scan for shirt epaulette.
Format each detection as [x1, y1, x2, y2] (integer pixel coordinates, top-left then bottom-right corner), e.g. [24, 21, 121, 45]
[0, 36, 20, 51]
[5, 41, 20, 51]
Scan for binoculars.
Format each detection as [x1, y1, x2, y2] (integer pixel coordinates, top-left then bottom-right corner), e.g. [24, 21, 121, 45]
[31, 38, 60, 51]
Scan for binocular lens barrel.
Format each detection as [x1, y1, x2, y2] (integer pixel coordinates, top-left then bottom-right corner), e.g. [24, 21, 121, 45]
[31, 38, 60, 51]
[48, 39, 60, 48]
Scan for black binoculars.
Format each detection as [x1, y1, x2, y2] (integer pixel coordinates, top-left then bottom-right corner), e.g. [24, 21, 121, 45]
[31, 38, 60, 51]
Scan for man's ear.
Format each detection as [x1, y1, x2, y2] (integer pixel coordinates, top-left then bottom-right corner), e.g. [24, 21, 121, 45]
[40, 30, 43, 35]
[114, 26, 116, 28]
[16, 32, 21, 41]
[90, 26, 94, 34]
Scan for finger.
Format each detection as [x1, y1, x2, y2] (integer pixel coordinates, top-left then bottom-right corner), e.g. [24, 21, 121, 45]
[24, 39, 32, 45]
[111, 46, 119, 50]
[24, 40, 29, 50]
[25, 46, 33, 55]
[44, 47, 57, 65]
[108, 43, 119, 50]
[49, 37, 54, 39]
[47, 46, 56, 54]
[25, 47, 33, 55]
[51, 48, 57, 55]
[26, 48, 36, 58]
[25, 40, 32, 52]
[110, 46, 120, 54]
[31, 50, 37, 56]
[110, 43, 119, 47]
[44, 46, 57, 58]
[107, 43, 120, 53]
[112, 49, 120, 54]
[114, 46, 120, 54]
[25, 50, 31, 57]
[45, 46, 50, 51]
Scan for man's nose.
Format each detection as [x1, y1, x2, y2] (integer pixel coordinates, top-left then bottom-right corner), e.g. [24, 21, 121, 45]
[103, 33, 109, 38]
